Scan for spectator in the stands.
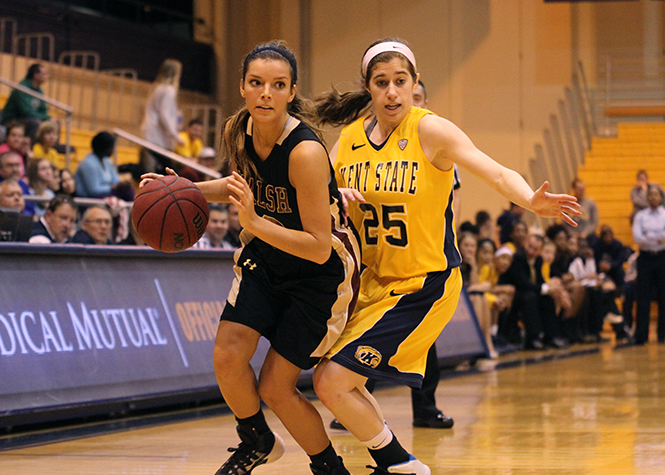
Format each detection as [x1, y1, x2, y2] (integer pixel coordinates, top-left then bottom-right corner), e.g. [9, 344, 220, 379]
[32, 120, 62, 169]
[475, 210, 494, 241]
[0, 179, 26, 212]
[0, 179, 33, 242]
[1, 63, 51, 140]
[179, 146, 219, 183]
[499, 233, 570, 350]
[117, 163, 142, 199]
[57, 168, 76, 198]
[72, 205, 114, 245]
[74, 131, 121, 198]
[29, 194, 77, 244]
[0, 121, 29, 178]
[224, 202, 242, 248]
[194, 204, 235, 250]
[630, 169, 665, 223]
[26, 158, 56, 219]
[564, 178, 598, 238]
[504, 220, 527, 253]
[632, 184, 665, 345]
[175, 118, 204, 159]
[140, 58, 184, 173]
[497, 202, 525, 245]
[592, 225, 630, 289]
[0, 151, 35, 216]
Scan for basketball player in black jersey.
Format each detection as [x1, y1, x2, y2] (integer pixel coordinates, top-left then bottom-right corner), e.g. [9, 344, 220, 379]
[141, 42, 361, 475]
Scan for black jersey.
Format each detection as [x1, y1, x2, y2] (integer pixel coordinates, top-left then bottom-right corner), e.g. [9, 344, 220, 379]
[240, 116, 351, 278]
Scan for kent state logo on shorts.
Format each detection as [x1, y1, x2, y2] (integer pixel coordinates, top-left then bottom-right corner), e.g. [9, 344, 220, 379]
[354, 345, 382, 368]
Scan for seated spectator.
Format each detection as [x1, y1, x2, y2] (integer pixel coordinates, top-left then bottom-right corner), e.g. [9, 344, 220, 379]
[117, 163, 142, 198]
[458, 220, 479, 237]
[593, 225, 631, 289]
[569, 236, 622, 341]
[0, 151, 35, 216]
[1, 63, 51, 140]
[476, 238, 515, 357]
[194, 204, 235, 249]
[563, 178, 598, 238]
[504, 220, 527, 253]
[458, 232, 497, 358]
[630, 170, 665, 223]
[224, 203, 242, 248]
[32, 120, 62, 169]
[0, 179, 32, 241]
[57, 168, 77, 197]
[74, 131, 121, 198]
[497, 202, 525, 244]
[72, 205, 114, 245]
[499, 233, 570, 350]
[0, 122, 29, 178]
[26, 158, 56, 219]
[475, 210, 494, 241]
[174, 118, 204, 159]
[29, 194, 77, 244]
[179, 146, 220, 183]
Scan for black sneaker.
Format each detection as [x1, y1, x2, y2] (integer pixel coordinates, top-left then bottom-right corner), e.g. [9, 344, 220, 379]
[329, 418, 347, 431]
[214, 425, 285, 475]
[310, 456, 352, 475]
[412, 412, 454, 429]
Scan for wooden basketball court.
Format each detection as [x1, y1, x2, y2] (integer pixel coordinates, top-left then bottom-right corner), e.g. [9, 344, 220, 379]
[2, 343, 664, 474]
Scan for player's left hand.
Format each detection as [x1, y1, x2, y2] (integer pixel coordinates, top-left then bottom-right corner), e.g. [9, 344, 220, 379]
[530, 181, 581, 227]
[226, 171, 258, 230]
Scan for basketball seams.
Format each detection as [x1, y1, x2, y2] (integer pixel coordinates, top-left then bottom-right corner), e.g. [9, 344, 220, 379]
[133, 175, 209, 252]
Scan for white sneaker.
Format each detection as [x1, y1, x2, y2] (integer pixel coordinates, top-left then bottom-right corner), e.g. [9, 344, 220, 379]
[371, 454, 431, 474]
[604, 313, 623, 324]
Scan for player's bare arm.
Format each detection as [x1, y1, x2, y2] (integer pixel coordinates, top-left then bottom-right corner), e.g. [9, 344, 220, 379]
[418, 114, 581, 225]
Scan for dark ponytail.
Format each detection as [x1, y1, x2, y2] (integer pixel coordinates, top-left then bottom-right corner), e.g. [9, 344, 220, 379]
[220, 40, 322, 181]
[315, 38, 417, 127]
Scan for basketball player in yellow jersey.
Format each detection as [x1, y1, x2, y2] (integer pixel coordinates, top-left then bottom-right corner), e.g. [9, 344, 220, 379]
[313, 38, 581, 475]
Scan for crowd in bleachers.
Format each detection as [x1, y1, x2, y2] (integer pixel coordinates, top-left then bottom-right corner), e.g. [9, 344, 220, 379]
[0, 61, 238, 248]
[2, 61, 664, 349]
[457, 171, 665, 353]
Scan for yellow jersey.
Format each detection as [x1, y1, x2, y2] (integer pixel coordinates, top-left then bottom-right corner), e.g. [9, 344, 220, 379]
[334, 107, 460, 279]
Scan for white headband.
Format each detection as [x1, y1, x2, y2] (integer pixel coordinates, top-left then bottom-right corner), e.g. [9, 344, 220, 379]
[361, 42, 417, 77]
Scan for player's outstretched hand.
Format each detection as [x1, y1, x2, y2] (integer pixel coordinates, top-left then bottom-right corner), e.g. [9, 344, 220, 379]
[530, 181, 582, 227]
[226, 171, 258, 231]
[139, 167, 178, 189]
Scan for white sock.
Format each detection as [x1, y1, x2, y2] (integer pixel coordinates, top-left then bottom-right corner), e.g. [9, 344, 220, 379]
[361, 423, 393, 450]
[490, 324, 498, 336]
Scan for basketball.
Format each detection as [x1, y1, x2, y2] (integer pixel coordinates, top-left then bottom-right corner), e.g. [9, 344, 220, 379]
[132, 175, 209, 252]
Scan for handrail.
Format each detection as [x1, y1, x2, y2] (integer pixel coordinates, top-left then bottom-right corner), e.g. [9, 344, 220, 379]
[23, 195, 132, 208]
[0, 75, 73, 169]
[112, 128, 222, 179]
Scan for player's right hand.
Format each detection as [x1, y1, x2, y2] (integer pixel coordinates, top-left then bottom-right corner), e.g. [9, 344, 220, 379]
[139, 167, 178, 189]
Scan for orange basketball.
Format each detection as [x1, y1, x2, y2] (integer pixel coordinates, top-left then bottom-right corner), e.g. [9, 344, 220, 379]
[132, 175, 209, 252]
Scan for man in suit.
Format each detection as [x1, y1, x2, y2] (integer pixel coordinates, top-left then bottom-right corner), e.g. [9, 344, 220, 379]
[499, 234, 569, 349]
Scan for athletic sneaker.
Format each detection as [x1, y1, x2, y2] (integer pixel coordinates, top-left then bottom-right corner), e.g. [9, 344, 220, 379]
[367, 454, 431, 475]
[214, 425, 285, 475]
[309, 456, 352, 475]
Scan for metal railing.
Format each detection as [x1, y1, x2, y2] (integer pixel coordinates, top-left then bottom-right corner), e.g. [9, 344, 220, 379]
[112, 128, 222, 179]
[56, 51, 101, 130]
[0, 17, 17, 54]
[11, 33, 55, 94]
[23, 195, 132, 208]
[0, 75, 74, 168]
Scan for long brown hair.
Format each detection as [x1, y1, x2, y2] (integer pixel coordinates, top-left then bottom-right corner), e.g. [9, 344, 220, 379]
[316, 38, 418, 127]
[221, 41, 321, 181]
